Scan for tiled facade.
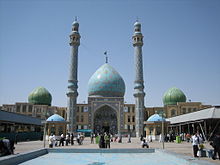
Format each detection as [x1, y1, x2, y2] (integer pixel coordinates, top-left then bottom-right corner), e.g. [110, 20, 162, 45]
[1, 101, 211, 136]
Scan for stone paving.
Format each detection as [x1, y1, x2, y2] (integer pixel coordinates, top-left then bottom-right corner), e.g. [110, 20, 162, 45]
[14, 137, 219, 164]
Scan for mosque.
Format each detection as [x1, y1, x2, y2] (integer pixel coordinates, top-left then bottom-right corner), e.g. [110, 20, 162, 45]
[1, 21, 213, 139]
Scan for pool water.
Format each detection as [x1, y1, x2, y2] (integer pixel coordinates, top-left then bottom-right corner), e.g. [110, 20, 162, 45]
[19, 151, 198, 165]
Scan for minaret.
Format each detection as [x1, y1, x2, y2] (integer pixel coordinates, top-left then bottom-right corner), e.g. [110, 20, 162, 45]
[132, 21, 145, 137]
[67, 19, 80, 133]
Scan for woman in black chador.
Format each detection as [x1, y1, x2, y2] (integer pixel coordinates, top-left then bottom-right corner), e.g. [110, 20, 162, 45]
[99, 134, 105, 148]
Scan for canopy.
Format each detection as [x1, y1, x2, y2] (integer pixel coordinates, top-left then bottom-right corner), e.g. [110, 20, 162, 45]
[168, 107, 220, 124]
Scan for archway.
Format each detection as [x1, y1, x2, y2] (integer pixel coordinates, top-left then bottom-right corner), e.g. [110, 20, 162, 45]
[94, 105, 117, 135]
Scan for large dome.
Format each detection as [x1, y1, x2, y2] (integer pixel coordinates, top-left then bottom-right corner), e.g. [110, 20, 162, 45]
[88, 63, 125, 97]
[28, 87, 52, 106]
[163, 87, 186, 106]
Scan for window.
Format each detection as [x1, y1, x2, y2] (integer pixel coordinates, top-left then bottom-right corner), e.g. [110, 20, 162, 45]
[22, 105, 26, 112]
[128, 116, 130, 122]
[76, 116, 79, 122]
[132, 116, 135, 122]
[182, 108, 186, 114]
[28, 106, 32, 112]
[84, 106, 88, 112]
[171, 109, 176, 117]
[135, 28, 140, 32]
[128, 107, 130, 113]
[132, 107, 135, 113]
[124, 107, 128, 112]
[188, 108, 191, 113]
[16, 105, 20, 112]
[37, 108, 41, 113]
[81, 115, 84, 122]
[127, 125, 130, 130]
[81, 106, 84, 112]
[133, 125, 135, 130]
[77, 107, 79, 112]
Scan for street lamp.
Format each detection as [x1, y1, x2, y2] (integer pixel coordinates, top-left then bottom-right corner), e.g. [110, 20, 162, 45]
[160, 112, 166, 149]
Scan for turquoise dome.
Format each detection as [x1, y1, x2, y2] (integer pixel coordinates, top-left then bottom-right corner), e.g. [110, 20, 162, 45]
[28, 87, 52, 106]
[147, 114, 165, 122]
[46, 114, 65, 122]
[163, 87, 186, 106]
[88, 63, 125, 97]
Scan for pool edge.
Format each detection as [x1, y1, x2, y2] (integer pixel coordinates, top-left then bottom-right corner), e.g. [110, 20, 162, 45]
[0, 148, 48, 165]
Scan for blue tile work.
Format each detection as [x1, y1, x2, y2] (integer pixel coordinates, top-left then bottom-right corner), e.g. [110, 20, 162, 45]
[46, 114, 65, 122]
[88, 64, 125, 97]
[147, 114, 165, 122]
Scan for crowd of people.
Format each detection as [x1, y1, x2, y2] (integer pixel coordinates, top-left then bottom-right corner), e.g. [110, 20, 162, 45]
[1, 131, 219, 161]
[48, 132, 85, 148]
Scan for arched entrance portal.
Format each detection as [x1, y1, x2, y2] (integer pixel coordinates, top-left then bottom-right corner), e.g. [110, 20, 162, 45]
[94, 105, 117, 135]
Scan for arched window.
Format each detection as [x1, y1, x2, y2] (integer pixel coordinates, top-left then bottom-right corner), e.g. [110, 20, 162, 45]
[132, 116, 135, 122]
[182, 108, 186, 114]
[171, 109, 176, 117]
[128, 116, 130, 122]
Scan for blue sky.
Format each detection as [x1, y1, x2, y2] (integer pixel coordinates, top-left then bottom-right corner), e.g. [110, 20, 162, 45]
[0, 0, 220, 107]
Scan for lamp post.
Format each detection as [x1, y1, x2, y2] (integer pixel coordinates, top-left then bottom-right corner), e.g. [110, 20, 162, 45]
[43, 122, 46, 148]
[160, 112, 166, 149]
[162, 118, 164, 149]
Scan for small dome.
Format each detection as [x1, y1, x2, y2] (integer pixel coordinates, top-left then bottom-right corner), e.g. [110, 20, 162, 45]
[88, 63, 125, 97]
[46, 114, 65, 122]
[72, 21, 79, 27]
[163, 87, 186, 106]
[28, 87, 52, 106]
[147, 114, 165, 122]
[134, 21, 141, 27]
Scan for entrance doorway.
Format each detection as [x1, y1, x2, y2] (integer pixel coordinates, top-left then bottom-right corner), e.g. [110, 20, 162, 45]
[94, 105, 117, 135]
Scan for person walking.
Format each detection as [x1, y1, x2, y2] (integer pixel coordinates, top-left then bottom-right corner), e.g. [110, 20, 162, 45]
[127, 134, 131, 143]
[192, 132, 201, 157]
[99, 134, 105, 148]
[104, 133, 111, 148]
[49, 134, 54, 148]
[210, 133, 220, 160]
[90, 133, 94, 144]
[59, 133, 64, 146]
[70, 133, 74, 145]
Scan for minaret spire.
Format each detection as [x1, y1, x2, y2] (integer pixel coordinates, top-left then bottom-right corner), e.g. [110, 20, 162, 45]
[67, 19, 81, 133]
[132, 20, 145, 137]
[104, 51, 108, 63]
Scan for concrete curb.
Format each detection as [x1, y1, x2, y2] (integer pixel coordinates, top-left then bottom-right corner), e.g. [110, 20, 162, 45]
[48, 148, 155, 153]
[0, 148, 48, 165]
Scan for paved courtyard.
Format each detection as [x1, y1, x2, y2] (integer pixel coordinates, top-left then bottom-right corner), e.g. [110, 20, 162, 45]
[14, 137, 219, 164]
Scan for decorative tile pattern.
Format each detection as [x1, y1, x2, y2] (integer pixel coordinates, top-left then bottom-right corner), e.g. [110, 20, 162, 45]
[88, 64, 125, 97]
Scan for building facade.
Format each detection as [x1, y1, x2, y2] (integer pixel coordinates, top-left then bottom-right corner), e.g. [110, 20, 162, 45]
[1, 21, 214, 138]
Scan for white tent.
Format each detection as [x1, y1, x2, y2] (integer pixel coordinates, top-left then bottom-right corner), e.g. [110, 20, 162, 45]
[168, 107, 220, 124]
[167, 107, 220, 141]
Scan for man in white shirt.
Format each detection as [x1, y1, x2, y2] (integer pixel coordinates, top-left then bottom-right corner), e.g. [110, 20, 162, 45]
[192, 132, 201, 157]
